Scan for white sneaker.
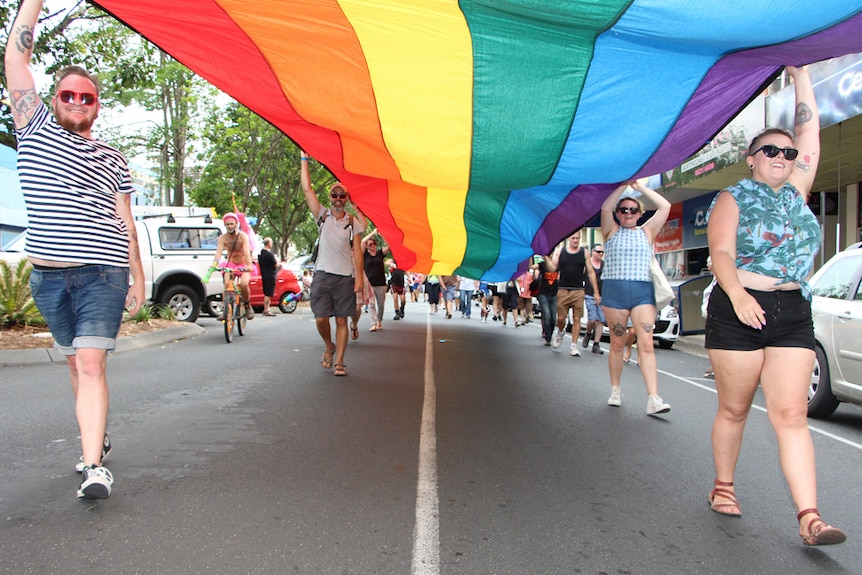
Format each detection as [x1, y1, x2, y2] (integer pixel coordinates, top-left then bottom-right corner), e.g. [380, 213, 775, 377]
[608, 386, 622, 407]
[551, 329, 563, 349]
[77, 465, 114, 499]
[76, 434, 112, 473]
[647, 395, 671, 415]
[569, 343, 580, 357]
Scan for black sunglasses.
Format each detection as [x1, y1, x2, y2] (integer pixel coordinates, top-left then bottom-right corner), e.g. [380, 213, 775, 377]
[57, 90, 97, 106]
[594, 249, 604, 253]
[752, 144, 798, 161]
[617, 207, 640, 215]
[330, 192, 348, 199]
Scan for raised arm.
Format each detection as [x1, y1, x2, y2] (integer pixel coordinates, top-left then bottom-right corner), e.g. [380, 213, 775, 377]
[785, 66, 820, 201]
[299, 151, 322, 217]
[600, 183, 628, 240]
[5, 0, 42, 129]
[632, 180, 671, 243]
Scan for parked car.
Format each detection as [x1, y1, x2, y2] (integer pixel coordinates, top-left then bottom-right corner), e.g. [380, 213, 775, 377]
[808, 246, 862, 418]
[205, 262, 302, 317]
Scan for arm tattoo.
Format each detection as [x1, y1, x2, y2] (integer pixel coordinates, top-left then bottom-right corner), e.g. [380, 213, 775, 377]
[9, 88, 39, 127]
[795, 102, 812, 127]
[795, 157, 814, 174]
[14, 25, 34, 53]
[128, 230, 141, 261]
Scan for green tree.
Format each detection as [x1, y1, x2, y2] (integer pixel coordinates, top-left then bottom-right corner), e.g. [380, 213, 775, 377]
[2, 3, 200, 207]
[190, 100, 334, 258]
[0, 0, 103, 148]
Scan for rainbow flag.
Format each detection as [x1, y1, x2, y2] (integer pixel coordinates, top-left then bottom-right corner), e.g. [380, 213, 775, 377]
[93, 1, 862, 280]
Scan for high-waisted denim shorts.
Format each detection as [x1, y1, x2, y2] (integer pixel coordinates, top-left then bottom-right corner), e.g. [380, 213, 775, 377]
[601, 279, 655, 310]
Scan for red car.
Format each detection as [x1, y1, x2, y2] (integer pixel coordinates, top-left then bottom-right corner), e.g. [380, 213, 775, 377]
[206, 263, 302, 316]
[249, 262, 303, 313]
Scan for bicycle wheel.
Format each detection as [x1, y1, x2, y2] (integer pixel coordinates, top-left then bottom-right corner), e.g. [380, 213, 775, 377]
[224, 293, 235, 343]
[237, 300, 246, 336]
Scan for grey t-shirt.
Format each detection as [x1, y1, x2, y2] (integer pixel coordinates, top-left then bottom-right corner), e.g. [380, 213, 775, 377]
[314, 207, 365, 277]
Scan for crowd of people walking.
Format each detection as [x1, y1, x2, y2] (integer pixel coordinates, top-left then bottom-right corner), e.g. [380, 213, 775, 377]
[4, 0, 841, 544]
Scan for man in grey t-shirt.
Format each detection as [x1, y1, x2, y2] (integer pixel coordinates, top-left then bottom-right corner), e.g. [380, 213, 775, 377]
[300, 152, 365, 377]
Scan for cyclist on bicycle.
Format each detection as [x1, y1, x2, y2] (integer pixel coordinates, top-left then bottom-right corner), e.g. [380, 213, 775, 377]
[213, 212, 254, 320]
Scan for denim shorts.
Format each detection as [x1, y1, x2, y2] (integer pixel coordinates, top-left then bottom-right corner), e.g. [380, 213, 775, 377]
[443, 285, 457, 302]
[705, 284, 814, 350]
[601, 279, 655, 310]
[585, 295, 606, 322]
[29, 265, 130, 355]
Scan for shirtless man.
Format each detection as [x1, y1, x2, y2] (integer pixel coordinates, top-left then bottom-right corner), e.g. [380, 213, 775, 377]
[213, 212, 254, 320]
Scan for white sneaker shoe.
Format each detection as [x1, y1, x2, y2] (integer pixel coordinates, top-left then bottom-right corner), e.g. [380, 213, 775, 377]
[551, 329, 563, 349]
[608, 386, 622, 407]
[570, 343, 580, 357]
[77, 465, 114, 499]
[76, 434, 112, 473]
[647, 395, 671, 415]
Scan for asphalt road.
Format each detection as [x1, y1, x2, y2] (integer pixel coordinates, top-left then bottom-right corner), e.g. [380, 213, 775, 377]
[1, 300, 860, 575]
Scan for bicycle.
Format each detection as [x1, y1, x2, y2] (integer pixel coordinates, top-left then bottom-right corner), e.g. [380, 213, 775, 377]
[210, 266, 248, 343]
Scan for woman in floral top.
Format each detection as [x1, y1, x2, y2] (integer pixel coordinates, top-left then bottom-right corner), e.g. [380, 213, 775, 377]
[705, 66, 844, 546]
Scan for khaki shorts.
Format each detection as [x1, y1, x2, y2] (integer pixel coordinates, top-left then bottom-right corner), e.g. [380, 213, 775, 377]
[557, 289, 585, 325]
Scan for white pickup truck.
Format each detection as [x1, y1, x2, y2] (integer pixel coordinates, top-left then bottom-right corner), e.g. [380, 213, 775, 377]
[133, 209, 225, 322]
[1, 207, 227, 323]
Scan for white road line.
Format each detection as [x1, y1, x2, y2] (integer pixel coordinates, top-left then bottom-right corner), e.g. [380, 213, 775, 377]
[411, 312, 440, 575]
[660, 368, 862, 451]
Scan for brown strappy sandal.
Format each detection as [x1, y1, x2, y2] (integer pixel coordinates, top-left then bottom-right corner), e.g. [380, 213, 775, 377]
[708, 479, 741, 517]
[797, 508, 846, 546]
[333, 363, 348, 376]
[321, 347, 334, 370]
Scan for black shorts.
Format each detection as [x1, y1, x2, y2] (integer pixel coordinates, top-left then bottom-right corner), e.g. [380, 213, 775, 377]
[705, 285, 814, 351]
[262, 276, 276, 297]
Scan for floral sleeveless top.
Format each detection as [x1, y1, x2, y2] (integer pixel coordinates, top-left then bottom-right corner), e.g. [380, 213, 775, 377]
[707, 178, 820, 299]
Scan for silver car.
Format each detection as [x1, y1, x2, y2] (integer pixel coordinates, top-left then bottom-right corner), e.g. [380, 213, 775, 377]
[808, 247, 862, 418]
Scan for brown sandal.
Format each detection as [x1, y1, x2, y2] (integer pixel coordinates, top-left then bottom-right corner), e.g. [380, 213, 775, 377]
[797, 508, 846, 546]
[708, 479, 741, 517]
[333, 363, 348, 376]
[321, 347, 334, 370]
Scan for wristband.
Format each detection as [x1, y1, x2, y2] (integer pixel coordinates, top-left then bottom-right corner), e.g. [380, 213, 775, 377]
[300, 157, 308, 161]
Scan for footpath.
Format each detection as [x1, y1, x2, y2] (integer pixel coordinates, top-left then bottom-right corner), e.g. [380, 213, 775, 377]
[0, 323, 205, 366]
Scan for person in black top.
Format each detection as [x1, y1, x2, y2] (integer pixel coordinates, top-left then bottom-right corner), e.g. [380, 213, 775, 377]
[549, 231, 600, 356]
[259, 237, 279, 316]
[531, 253, 559, 346]
[581, 243, 606, 354]
[361, 228, 390, 331]
[389, 263, 408, 319]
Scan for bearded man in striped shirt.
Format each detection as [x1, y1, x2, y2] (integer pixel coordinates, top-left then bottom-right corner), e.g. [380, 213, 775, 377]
[5, 0, 146, 500]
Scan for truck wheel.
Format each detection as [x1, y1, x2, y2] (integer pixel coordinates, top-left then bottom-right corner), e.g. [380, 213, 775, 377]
[279, 291, 299, 314]
[205, 297, 223, 318]
[161, 285, 200, 322]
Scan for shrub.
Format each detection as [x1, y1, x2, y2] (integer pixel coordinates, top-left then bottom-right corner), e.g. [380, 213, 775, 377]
[128, 302, 176, 323]
[0, 260, 45, 327]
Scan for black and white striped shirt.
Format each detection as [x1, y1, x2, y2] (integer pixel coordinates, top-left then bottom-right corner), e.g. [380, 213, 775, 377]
[15, 102, 133, 267]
